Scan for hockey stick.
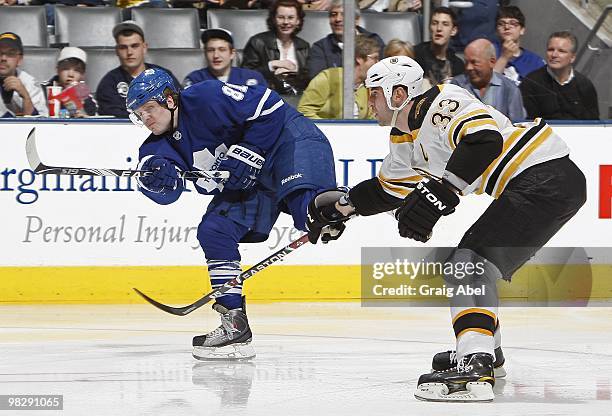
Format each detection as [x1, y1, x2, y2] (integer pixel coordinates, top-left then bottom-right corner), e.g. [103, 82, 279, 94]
[133, 233, 310, 316]
[25, 128, 229, 180]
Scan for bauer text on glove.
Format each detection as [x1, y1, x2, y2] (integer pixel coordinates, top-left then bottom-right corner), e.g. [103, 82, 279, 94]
[218, 144, 265, 191]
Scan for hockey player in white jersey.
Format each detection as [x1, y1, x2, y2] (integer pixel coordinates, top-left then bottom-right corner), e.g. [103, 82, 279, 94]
[305, 56, 586, 402]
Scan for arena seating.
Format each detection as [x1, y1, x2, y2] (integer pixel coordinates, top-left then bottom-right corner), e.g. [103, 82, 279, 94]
[0, 6, 48, 48]
[55, 7, 121, 47]
[147, 48, 205, 85]
[21, 48, 60, 83]
[131, 8, 201, 49]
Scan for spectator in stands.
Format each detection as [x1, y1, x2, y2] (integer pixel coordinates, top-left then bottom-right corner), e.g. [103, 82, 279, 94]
[184, 29, 266, 88]
[452, 38, 526, 120]
[384, 39, 413, 59]
[115, 0, 169, 9]
[359, 0, 422, 12]
[520, 31, 599, 120]
[298, 35, 378, 119]
[451, 0, 498, 52]
[264, 0, 331, 10]
[0, 32, 47, 117]
[494, 5, 545, 85]
[307, 0, 385, 79]
[242, 0, 310, 95]
[41, 47, 98, 117]
[202, 0, 259, 10]
[414, 6, 464, 87]
[96, 21, 179, 118]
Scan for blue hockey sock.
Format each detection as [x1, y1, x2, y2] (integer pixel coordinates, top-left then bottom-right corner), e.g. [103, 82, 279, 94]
[207, 259, 243, 310]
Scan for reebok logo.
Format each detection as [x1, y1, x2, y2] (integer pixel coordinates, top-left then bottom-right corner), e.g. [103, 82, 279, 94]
[281, 173, 303, 185]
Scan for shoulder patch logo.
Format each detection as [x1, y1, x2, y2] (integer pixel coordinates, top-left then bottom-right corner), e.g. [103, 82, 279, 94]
[414, 97, 427, 118]
[173, 131, 182, 141]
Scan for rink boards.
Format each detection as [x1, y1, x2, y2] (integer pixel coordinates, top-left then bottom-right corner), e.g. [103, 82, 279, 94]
[1, 120, 611, 303]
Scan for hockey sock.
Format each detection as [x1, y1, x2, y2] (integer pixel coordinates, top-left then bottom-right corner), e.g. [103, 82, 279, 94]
[494, 318, 502, 349]
[453, 307, 496, 360]
[207, 259, 243, 310]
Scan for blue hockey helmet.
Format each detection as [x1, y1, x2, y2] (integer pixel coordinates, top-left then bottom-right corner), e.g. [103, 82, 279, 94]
[126, 68, 178, 125]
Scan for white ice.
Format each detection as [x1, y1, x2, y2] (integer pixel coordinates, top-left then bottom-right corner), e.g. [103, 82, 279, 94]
[1, 303, 611, 416]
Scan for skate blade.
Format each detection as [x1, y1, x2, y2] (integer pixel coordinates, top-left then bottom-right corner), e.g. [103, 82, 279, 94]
[494, 365, 506, 378]
[192, 343, 255, 361]
[414, 381, 495, 402]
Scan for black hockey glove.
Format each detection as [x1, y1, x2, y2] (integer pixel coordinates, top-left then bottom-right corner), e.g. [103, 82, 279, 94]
[306, 188, 354, 244]
[395, 179, 460, 242]
[218, 144, 265, 191]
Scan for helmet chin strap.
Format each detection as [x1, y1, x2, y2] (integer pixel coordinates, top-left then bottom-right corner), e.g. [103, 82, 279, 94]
[388, 96, 411, 129]
[390, 108, 401, 128]
[169, 106, 177, 134]
[165, 94, 179, 135]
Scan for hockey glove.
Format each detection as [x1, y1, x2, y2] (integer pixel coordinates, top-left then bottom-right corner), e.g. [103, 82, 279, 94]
[395, 179, 460, 242]
[137, 156, 180, 194]
[218, 144, 265, 191]
[306, 188, 354, 244]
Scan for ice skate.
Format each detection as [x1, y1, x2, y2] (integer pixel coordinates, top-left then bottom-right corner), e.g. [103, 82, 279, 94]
[192, 300, 255, 361]
[415, 353, 495, 402]
[431, 346, 506, 377]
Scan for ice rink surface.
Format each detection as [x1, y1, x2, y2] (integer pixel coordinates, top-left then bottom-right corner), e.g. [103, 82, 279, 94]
[1, 303, 611, 416]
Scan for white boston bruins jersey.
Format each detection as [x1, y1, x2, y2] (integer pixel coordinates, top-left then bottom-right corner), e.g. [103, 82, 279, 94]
[378, 84, 569, 199]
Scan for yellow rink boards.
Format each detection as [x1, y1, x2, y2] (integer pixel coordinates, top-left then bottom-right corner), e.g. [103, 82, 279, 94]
[1, 264, 611, 304]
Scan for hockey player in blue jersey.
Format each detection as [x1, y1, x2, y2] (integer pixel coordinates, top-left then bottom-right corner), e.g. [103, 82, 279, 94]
[126, 68, 337, 360]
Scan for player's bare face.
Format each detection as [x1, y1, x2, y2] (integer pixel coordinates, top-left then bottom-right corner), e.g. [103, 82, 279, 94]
[546, 37, 575, 71]
[134, 101, 171, 135]
[116, 34, 147, 73]
[430, 13, 456, 47]
[368, 87, 392, 126]
[205, 39, 234, 77]
[275, 6, 300, 38]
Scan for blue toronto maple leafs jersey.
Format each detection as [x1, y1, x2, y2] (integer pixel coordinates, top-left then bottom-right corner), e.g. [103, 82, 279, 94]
[138, 80, 300, 195]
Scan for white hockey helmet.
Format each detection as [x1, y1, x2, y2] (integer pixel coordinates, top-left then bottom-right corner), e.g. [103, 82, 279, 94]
[365, 56, 424, 112]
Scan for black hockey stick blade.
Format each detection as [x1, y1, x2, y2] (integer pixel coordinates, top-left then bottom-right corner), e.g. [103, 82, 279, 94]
[133, 233, 311, 316]
[25, 127, 229, 180]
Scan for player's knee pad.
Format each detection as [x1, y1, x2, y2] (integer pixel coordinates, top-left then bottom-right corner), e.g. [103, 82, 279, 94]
[197, 214, 246, 260]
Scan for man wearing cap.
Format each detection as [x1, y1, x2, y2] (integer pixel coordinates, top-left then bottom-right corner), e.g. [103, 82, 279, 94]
[0, 32, 48, 117]
[183, 28, 266, 88]
[41, 47, 98, 117]
[96, 20, 179, 118]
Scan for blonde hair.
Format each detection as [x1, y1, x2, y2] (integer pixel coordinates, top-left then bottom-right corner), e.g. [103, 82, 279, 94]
[384, 39, 414, 59]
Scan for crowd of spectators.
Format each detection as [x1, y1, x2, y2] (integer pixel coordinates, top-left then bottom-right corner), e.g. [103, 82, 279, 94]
[0, 1, 602, 120]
